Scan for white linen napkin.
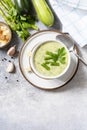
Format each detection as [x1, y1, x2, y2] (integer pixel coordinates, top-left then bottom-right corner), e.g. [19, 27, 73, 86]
[58, 0, 87, 10]
[50, 0, 87, 47]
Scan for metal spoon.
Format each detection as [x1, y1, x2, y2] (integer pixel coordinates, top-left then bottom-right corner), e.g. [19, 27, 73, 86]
[56, 33, 87, 66]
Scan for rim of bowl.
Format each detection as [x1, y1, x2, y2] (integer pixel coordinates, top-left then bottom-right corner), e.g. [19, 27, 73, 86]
[30, 40, 71, 80]
[0, 22, 12, 48]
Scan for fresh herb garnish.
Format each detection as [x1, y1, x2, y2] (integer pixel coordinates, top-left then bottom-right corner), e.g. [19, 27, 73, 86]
[41, 47, 66, 70]
[41, 63, 50, 70]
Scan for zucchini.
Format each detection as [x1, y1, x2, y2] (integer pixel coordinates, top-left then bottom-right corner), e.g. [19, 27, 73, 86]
[32, 0, 54, 27]
[14, 0, 30, 14]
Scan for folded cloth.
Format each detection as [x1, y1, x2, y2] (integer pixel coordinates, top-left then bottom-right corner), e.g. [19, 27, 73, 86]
[50, 0, 87, 47]
[58, 0, 87, 10]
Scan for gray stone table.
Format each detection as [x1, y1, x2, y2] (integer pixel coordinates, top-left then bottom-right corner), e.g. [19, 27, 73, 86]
[0, 12, 87, 130]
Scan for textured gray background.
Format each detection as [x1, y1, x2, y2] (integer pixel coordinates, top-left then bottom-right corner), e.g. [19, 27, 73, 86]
[0, 11, 87, 130]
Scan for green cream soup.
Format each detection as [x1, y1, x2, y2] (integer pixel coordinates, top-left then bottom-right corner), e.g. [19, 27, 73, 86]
[34, 41, 69, 77]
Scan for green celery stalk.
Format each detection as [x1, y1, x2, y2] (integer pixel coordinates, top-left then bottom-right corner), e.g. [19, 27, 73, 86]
[0, 1, 9, 12]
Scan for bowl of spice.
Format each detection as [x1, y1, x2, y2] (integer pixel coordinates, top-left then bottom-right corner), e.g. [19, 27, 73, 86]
[0, 22, 12, 48]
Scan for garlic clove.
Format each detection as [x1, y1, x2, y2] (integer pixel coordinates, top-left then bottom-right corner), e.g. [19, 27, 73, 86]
[6, 62, 15, 73]
[7, 45, 16, 56]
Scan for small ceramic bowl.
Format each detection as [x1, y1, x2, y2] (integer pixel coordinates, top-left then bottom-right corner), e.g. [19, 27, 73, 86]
[30, 40, 71, 80]
[0, 22, 12, 48]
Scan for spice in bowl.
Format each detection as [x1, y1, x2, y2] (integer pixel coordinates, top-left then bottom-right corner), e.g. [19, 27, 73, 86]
[0, 22, 12, 48]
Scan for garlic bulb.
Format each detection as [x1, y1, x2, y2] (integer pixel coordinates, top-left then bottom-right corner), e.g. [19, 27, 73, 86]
[7, 45, 16, 56]
[6, 62, 15, 73]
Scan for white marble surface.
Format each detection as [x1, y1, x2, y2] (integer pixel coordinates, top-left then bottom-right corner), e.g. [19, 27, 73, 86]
[0, 8, 87, 130]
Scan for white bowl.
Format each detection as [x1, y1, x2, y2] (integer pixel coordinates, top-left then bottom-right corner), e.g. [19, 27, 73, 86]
[30, 40, 71, 80]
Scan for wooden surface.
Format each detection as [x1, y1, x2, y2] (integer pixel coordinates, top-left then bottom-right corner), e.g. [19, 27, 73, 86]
[0, 14, 87, 130]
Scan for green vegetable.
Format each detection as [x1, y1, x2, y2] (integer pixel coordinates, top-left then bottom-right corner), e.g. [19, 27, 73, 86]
[0, 0, 38, 41]
[32, 0, 54, 27]
[41, 47, 66, 70]
[14, 0, 30, 14]
[41, 63, 50, 70]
